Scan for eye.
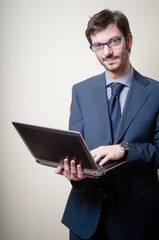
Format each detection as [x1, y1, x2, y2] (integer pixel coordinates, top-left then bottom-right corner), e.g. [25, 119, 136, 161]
[108, 38, 120, 46]
[113, 38, 119, 43]
[91, 43, 104, 52]
[94, 43, 103, 48]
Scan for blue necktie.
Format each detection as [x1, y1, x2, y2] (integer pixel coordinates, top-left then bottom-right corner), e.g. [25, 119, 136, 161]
[108, 83, 124, 142]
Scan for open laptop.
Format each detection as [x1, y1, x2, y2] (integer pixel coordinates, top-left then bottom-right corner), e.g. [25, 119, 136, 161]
[12, 122, 126, 176]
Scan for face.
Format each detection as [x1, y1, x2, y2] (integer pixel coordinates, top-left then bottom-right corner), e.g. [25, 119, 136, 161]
[90, 24, 133, 77]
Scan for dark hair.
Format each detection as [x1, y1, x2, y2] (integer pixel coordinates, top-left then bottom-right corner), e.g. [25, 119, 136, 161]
[85, 9, 131, 44]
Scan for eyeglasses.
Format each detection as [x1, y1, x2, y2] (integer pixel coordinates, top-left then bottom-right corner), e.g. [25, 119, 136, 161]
[90, 35, 125, 52]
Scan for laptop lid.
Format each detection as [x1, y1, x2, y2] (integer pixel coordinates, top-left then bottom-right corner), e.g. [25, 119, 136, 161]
[12, 122, 126, 176]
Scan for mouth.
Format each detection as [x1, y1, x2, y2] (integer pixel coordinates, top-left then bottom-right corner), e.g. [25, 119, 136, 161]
[103, 57, 119, 66]
[103, 56, 118, 62]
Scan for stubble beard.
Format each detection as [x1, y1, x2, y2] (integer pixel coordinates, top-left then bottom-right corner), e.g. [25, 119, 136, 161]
[99, 53, 129, 75]
[100, 56, 122, 73]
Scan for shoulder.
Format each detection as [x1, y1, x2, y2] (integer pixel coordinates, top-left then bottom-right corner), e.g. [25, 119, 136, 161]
[133, 69, 159, 89]
[73, 72, 106, 91]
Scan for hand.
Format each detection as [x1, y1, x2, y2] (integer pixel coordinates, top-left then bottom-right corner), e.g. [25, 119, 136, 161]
[55, 157, 98, 181]
[91, 144, 124, 166]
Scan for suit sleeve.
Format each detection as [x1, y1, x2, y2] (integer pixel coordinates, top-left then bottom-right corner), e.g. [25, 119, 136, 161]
[69, 85, 84, 136]
[126, 112, 159, 169]
[68, 85, 86, 189]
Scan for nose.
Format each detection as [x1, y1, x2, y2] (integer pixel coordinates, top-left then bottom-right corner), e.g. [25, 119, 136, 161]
[103, 45, 113, 57]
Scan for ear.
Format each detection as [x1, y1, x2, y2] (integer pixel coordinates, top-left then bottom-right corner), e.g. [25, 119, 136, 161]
[126, 33, 133, 51]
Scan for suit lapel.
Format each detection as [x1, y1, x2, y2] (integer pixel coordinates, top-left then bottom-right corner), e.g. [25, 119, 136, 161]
[115, 70, 152, 143]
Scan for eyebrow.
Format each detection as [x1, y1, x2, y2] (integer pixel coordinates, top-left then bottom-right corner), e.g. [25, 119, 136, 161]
[92, 35, 121, 45]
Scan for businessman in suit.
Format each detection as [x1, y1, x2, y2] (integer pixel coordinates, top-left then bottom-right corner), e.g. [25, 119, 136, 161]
[55, 9, 159, 240]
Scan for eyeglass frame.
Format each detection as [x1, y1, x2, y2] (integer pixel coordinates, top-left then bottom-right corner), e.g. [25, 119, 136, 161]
[90, 35, 125, 52]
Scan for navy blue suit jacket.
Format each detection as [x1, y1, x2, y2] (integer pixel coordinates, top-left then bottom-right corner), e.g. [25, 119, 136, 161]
[62, 70, 159, 240]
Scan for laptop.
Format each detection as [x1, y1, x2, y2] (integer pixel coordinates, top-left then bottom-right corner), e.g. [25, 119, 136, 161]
[12, 122, 126, 176]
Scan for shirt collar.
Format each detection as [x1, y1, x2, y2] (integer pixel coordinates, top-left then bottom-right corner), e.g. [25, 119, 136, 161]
[105, 66, 134, 87]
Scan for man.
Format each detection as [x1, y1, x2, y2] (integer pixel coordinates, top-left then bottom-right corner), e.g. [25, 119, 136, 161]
[55, 9, 159, 240]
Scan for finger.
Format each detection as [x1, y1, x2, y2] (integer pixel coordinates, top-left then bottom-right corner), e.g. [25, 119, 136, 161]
[77, 164, 84, 179]
[64, 158, 70, 171]
[92, 150, 108, 163]
[70, 160, 77, 173]
[63, 158, 72, 179]
[55, 166, 64, 175]
[90, 149, 97, 158]
[70, 160, 78, 180]
[77, 165, 99, 179]
[94, 154, 102, 162]
[98, 155, 112, 166]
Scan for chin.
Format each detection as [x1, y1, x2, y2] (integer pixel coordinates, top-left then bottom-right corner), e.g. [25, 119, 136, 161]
[105, 64, 120, 72]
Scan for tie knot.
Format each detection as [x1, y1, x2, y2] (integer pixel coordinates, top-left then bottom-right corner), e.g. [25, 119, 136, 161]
[110, 83, 124, 96]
